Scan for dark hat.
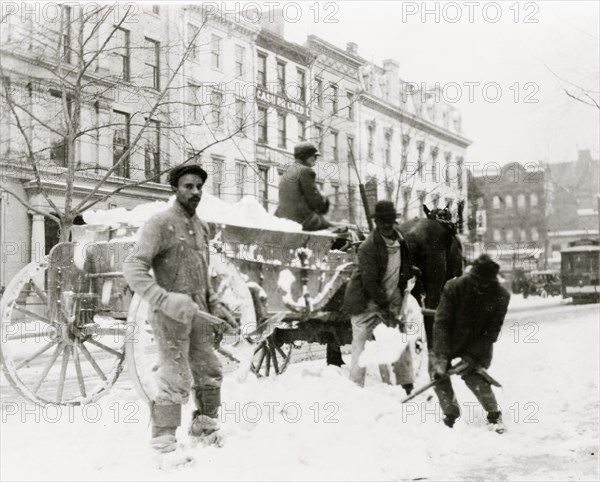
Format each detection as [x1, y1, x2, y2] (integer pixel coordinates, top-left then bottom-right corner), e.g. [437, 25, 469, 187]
[470, 254, 500, 281]
[168, 164, 207, 187]
[372, 200, 400, 220]
[294, 142, 320, 161]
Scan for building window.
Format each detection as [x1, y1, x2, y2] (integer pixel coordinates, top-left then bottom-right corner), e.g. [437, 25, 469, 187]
[187, 83, 200, 121]
[277, 112, 286, 148]
[418, 190, 426, 217]
[212, 90, 223, 128]
[62, 5, 72, 63]
[188, 24, 199, 60]
[297, 68, 306, 101]
[211, 34, 221, 69]
[401, 134, 410, 170]
[211, 158, 224, 197]
[384, 131, 392, 166]
[493, 229, 501, 242]
[315, 125, 323, 153]
[367, 124, 375, 161]
[144, 38, 160, 89]
[444, 152, 452, 186]
[331, 130, 338, 163]
[457, 157, 464, 190]
[332, 184, 340, 209]
[235, 161, 246, 200]
[297, 118, 306, 141]
[257, 52, 267, 87]
[258, 106, 268, 144]
[113, 27, 130, 81]
[277, 61, 286, 95]
[402, 188, 411, 218]
[477, 197, 484, 208]
[506, 229, 514, 243]
[505, 194, 513, 208]
[113, 110, 130, 178]
[531, 227, 539, 241]
[259, 166, 269, 210]
[144, 119, 160, 180]
[315, 77, 323, 107]
[235, 99, 245, 131]
[347, 92, 354, 120]
[493, 195, 501, 209]
[530, 193, 538, 207]
[347, 135, 355, 164]
[517, 193, 526, 208]
[330, 83, 338, 113]
[385, 181, 394, 201]
[520, 228, 527, 241]
[430, 147, 439, 182]
[416, 141, 424, 174]
[235, 45, 245, 76]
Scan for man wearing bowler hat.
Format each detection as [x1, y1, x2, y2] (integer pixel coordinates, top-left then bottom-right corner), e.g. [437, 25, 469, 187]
[342, 200, 418, 394]
[275, 141, 332, 231]
[431, 254, 510, 433]
[123, 163, 238, 455]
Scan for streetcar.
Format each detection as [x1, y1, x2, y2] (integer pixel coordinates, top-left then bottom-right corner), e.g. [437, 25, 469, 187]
[560, 239, 600, 303]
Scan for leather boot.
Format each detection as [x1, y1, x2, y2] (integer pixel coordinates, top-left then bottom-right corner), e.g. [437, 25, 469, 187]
[150, 403, 181, 454]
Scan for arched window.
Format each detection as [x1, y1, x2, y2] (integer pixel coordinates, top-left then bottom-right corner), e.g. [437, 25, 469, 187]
[531, 227, 539, 241]
[517, 193, 526, 208]
[477, 197, 484, 208]
[520, 229, 527, 241]
[493, 195, 501, 209]
[506, 229, 514, 243]
[493, 229, 501, 242]
[505, 195, 513, 208]
[530, 193, 538, 207]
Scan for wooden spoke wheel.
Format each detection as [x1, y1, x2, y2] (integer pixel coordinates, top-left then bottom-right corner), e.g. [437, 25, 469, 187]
[251, 332, 293, 377]
[0, 262, 127, 405]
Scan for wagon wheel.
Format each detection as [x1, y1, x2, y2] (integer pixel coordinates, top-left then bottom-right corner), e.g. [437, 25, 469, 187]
[0, 261, 127, 405]
[250, 331, 293, 377]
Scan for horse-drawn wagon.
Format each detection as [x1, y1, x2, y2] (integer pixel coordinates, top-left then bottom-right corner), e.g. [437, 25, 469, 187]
[1, 199, 429, 406]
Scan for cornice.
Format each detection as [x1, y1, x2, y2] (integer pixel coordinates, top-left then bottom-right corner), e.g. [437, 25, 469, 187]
[360, 93, 472, 148]
[256, 30, 313, 66]
[306, 36, 364, 69]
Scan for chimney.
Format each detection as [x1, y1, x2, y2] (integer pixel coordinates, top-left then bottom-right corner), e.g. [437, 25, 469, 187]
[382, 59, 399, 73]
[258, 8, 285, 36]
[578, 149, 592, 163]
[346, 42, 358, 55]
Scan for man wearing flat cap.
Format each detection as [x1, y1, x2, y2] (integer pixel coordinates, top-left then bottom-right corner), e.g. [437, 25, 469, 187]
[275, 141, 331, 231]
[123, 163, 237, 454]
[431, 254, 510, 433]
[342, 201, 418, 393]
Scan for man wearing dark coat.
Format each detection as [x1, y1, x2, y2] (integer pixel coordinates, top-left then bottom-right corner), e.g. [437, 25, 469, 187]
[342, 201, 417, 394]
[431, 254, 511, 432]
[275, 141, 331, 231]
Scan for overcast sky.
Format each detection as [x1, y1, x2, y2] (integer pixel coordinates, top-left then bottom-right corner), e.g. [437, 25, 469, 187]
[276, 0, 600, 166]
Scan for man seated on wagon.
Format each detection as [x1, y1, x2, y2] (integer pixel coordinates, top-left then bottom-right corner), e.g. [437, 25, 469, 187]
[275, 141, 332, 231]
[342, 200, 419, 395]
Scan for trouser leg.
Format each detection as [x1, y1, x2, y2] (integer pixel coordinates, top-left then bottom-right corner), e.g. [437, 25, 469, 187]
[429, 353, 460, 420]
[462, 371, 500, 417]
[349, 313, 376, 387]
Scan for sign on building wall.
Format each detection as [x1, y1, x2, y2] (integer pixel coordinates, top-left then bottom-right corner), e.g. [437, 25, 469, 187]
[255, 88, 311, 117]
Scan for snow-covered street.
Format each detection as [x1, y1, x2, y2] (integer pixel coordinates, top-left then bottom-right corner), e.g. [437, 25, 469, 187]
[1, 297, 598, 481]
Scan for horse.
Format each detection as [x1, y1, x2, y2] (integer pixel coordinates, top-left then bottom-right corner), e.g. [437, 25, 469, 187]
[399, 204, 464, 348]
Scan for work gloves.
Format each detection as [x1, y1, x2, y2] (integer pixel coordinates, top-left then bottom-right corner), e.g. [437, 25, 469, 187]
[160, 293, 200, 325]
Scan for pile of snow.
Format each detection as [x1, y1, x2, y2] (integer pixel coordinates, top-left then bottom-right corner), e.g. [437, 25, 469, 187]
[1, 308, 599, 480]
[83, 195, 304, 232]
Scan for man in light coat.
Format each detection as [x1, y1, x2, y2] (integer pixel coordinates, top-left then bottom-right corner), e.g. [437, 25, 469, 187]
[123, 164, 236, 453]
